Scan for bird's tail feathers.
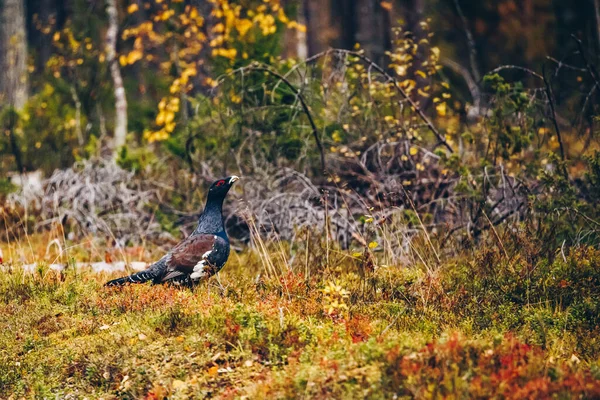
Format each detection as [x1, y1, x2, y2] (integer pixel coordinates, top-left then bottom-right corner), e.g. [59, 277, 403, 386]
[104, 270, 155, 286]
[104, 259, 166, 287]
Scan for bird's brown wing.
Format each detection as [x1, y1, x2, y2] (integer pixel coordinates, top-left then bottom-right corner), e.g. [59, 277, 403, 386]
[161, 234, 217, 282]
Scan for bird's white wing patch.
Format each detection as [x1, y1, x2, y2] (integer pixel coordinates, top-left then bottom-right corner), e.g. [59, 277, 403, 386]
[190, 249, 214, 280]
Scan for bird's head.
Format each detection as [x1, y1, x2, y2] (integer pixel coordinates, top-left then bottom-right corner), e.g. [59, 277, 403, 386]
[207, 176, 240, 200]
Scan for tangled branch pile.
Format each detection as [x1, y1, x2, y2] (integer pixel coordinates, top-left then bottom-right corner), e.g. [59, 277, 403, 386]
[6, 159, 163, 245]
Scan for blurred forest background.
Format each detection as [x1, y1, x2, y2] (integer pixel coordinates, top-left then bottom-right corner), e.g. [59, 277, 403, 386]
[4, 1, 600, 397]
[2, 0, 600, 171]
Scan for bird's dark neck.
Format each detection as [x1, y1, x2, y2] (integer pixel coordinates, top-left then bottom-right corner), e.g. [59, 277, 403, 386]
[194, 194, 225, 235]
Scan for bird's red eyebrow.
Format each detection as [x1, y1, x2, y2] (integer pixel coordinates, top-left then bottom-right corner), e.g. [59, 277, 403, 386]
[216, 180, 225, 186]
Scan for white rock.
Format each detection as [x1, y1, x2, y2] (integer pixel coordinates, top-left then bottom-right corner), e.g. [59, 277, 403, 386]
[49, 263, 65, 271]
[129, 261, 147, 271]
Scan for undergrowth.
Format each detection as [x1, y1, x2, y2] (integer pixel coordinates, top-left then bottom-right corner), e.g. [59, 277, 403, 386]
[1, 230, 600, 399]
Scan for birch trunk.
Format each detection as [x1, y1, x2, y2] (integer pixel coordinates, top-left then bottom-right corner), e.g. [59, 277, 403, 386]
[105, 0, 127, 158]
[0, 0, 28, 172]
[0, 0, 28, 109]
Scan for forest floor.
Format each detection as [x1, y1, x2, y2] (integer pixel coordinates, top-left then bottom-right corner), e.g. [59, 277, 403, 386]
[1, 234, 600, 399]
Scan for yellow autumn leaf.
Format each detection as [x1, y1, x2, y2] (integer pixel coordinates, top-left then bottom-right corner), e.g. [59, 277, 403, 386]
[368, 241, 378, 249]
[417, 88, 430, 98]
[127, 4, 139, 14]
[409, 147, 418, 156]
[169, 97, 180, 109]
[164, 122, 176, 133]
[164, 111, 175, 124]
[155, 112, 165, 126]
[436, 102, 447, 117]
[213, 23, 225, 33]
[236, 19, 253, 37]
[208, 366, 219, 376]
[277, 8, 289, 23]
[169, 80, 181, 94]
[126, 49, 143, 65]
[395, 65, 407, 76]
[401, 79, 416, 92]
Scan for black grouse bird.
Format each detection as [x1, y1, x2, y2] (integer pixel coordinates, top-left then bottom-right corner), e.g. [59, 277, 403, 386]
[105, 176, 239, 286]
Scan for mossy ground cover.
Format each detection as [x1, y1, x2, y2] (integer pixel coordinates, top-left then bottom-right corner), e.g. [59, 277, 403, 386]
[1, 236, 600, 399]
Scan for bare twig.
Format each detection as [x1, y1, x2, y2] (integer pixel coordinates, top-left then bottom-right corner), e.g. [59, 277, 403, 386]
[442, 58, 480, 108]
[572, 35, 600, 87]
[70, 87, 84, 146]
[555, 207, 600, 228]
[486, 65, 544, 81]
[542, 64, 568, 175]
[546, 56, 587, 73]
[452, 0, 481, 84]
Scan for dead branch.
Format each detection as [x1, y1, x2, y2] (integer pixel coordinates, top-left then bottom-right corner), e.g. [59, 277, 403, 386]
[542, 65, 568, 173]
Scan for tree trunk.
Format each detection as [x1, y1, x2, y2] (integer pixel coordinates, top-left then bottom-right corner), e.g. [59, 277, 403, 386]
[105, 0, 127, 158]
[331, 0, 356, 50]
[281, 0, 308, 59]
[26, 0, 54, 71]
[594, 0, 600, 52]
[303, 0, 331, 55]
[1, 0, 28, 173]
[0, 0, 28, 109]
[354, 0, 391, 65]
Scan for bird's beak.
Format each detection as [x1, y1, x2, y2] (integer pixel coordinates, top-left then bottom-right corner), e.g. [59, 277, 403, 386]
[229, 176, 240, 184]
